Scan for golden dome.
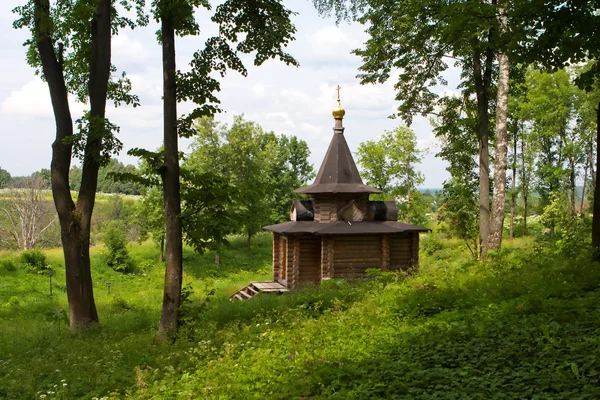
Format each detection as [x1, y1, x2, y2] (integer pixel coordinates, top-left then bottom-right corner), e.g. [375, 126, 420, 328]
[332, 100, 345, 119]
[332, 85, 345, 119]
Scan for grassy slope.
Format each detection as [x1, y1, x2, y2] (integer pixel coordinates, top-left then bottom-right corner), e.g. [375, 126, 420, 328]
[1, 234, 600, 399]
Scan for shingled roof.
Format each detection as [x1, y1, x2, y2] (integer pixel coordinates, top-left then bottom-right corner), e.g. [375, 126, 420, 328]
[263, 221, 430, 235]
[295, 128, 382, 194]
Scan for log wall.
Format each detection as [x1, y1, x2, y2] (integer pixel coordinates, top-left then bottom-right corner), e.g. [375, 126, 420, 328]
[297, 234, 321, 283]
[272, 233, 281, 282]
[411, 232, 419, 270]
[273, 231, 421, 288]
[389, 232, 415, 271]
[332, 235, 381, 278]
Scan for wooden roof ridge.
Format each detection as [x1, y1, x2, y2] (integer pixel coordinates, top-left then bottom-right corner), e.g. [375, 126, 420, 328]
[295, 128, 382, 194]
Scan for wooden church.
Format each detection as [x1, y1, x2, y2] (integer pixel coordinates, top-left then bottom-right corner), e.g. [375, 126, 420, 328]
[230, 89, 428, 300]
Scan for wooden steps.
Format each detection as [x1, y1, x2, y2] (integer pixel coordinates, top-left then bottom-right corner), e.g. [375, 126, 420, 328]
[229, 281, 288, 301]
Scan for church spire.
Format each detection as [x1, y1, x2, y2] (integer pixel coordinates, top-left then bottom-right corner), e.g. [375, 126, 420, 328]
[294, 86, 381, 194]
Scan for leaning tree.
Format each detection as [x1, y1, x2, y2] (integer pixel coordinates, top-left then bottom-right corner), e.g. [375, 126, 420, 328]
[13, 0, 145, 330]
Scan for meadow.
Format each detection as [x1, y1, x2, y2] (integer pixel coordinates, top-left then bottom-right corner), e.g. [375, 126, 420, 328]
[1, 231, 600, 399]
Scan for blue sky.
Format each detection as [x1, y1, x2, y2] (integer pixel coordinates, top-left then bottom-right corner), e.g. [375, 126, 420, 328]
[0, 0, 456, 188]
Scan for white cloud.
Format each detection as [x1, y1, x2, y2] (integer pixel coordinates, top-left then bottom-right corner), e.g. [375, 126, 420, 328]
[280, 89, 311, 105]
[1, 79, 86, 118]
[112, 34, 151, 65]
[252, 83, 266, 99]
[303, 26, 361, 65]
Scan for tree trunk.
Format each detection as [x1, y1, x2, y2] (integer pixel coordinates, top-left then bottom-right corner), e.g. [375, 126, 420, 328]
[581, 153, 588, 213]
[158, 17, 184, 340]
[592, 101, 600, 248]
[34, 0, 110, 331]
[159, 236, 164, 262]
[590, 140, 596, 196]
[247, 231, 252, 252]
[509, 126, 517, 240]
[487, 0, 509, 250]
[521, 132, 528, 236]
[581, 145, 592, 213]
[406, 161, 411, 223]
[472, 42, 493, 257]
[570, 159, 576, 211]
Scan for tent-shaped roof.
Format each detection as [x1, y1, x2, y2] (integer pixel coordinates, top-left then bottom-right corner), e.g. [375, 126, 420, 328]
[295, 128, 381, 194]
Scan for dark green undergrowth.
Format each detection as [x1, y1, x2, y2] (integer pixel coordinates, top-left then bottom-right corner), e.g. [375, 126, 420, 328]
[2, 233, 600, 399]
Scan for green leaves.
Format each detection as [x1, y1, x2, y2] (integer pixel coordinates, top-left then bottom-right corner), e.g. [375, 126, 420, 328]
[185, 115, 313, 240]
[69, 113, 123, 166]
[171, 0, 298, 139]
[356, 125, 426, 223]
[212, 0, 297, 67]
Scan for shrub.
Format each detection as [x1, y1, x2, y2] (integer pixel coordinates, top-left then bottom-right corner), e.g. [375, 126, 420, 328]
[103, 221, 134, 273]
[421, 234, 444, 256]
[1, 258, 17, 272]
[19, 250, 48, 272]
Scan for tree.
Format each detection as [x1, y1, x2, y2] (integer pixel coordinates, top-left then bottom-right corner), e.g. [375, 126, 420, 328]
[519, 69, 578, 211]
[356, 126, 426, 224]
[188, 116, 277, 249]
[260, 133, 314, 223]
[432, 94, 481, 256]
[510, 1, 600, 246]
[0, 176, 57, 251]
[142, 0, 297, 338]
[356, 139, 392, 193]
[0, 168, 11, 189]
[573, 65, 600, 213]
[14, 0, 143, 330]
[180, 169, 236, 264]
[487, 0, 510, 250]
[187, 116, 313, 250]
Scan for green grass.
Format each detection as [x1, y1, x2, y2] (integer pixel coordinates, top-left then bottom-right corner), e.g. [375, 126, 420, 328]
[1, 233, 600, 399]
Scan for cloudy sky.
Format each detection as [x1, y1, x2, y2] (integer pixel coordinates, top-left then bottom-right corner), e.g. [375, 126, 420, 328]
[0, 0, 455, 188]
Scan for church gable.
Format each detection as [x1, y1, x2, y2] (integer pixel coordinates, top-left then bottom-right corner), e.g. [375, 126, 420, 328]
[338, 200, 365, 222]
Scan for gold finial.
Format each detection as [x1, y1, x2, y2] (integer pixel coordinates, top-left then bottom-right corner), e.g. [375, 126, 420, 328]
[332, 84, 346, 119]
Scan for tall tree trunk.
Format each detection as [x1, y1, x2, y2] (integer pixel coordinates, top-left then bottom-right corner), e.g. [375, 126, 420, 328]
[35, 0, 111, 331]
[570, 159, 576, 211]
[520, 132, 528, 236]
[590, 140, 596, 195]
[158, 16, 184, 339]
[406, 161, 411, 223]
[581, 159, 588, 213]
[592, 102, 600, 248]
[487, 0, 509, 250]
[472, 42, 493, 257]
[159, 236, 165, 262]
[509, 126, 517, 240]
[247, 231, 252, 252]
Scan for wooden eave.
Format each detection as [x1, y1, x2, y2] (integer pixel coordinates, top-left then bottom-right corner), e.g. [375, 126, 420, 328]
[263, 221, 430, 235]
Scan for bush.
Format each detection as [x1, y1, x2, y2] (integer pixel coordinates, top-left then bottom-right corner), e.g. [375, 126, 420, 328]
[1, 258, 17, 272]
[19, 250, 48, 272]
[421, 234, 444, 256]
[103, 221, 134, 273]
